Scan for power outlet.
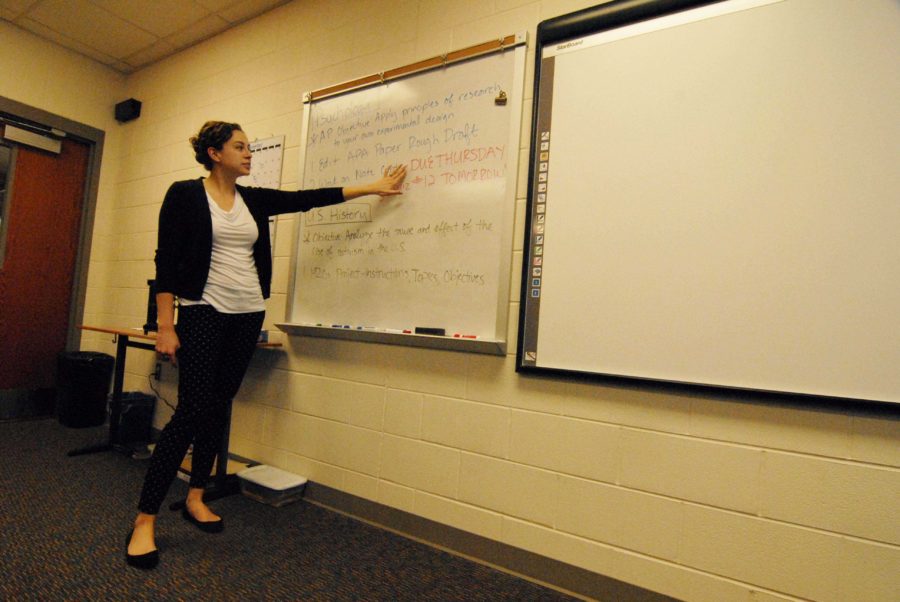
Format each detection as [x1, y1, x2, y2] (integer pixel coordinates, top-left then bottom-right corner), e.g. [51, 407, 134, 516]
[153, 363, 162, 380]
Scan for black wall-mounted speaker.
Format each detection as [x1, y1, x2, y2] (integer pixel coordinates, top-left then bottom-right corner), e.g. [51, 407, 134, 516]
[114, 98, 142, 123]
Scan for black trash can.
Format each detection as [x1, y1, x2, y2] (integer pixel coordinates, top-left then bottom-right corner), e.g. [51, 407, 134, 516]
[117, 392, 155, 446]
[56, 351, 114, 428]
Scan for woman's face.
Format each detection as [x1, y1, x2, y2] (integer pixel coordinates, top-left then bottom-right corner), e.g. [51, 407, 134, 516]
[211, 129, 251, 177]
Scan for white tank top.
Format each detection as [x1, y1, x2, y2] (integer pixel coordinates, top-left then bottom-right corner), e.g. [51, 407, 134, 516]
[180, 190, 265, 313]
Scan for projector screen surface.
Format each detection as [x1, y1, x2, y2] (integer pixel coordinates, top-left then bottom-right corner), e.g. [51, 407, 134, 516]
[518, 0, 900, 404]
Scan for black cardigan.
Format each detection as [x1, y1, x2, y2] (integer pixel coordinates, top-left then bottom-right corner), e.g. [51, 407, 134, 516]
[154, 178, 344, 300]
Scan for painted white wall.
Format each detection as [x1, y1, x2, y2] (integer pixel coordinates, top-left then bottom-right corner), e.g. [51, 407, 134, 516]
[5, 3, 897, 601]
[0, 21, 127, 326]
[0, 21, 125, 127]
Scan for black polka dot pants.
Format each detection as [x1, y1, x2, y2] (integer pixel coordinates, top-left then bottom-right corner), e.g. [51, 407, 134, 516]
[137, 304, 264, 515]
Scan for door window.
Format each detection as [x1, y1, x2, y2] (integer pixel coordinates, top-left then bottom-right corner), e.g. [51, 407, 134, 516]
[0, 143, 12, 267]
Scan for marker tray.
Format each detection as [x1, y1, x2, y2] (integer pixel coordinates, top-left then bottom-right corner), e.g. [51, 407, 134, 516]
[237, 465, 307, 507]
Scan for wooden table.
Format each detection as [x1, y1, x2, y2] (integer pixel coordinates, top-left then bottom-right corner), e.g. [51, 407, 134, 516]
[69, 325, 280, 507]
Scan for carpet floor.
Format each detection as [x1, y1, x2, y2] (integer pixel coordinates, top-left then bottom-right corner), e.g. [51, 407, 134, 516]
[0, 417, 580, 601]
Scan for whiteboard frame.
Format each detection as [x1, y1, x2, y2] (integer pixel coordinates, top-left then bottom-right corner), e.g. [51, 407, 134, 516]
[515, 0, 900, 407]
[280, 34, 527, 355]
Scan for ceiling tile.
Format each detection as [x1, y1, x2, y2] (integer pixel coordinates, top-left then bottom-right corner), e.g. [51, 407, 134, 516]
[164, 13, 229, 51]
[124, 38, 177, 71]
[109, 59, 132, 73]
[195, 0, 242, 11]
[15, 15, 118, 66]
[219, 0, 288, 24]
[0, 0, 294, 74]
[27, 0, 156, 59]
[0, 0, 40, 20]
[90, 0, 210, 38]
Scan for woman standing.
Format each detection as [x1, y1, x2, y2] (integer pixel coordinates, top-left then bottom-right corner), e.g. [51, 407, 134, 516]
[126, 121, 406, 569]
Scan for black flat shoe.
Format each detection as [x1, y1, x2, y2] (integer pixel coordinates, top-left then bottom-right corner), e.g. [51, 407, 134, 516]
[181, 507, 224, 534]
[125, 529, 159, 570]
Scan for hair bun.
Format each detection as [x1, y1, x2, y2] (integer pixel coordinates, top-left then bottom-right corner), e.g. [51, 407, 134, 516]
[190, 121, 242, 170]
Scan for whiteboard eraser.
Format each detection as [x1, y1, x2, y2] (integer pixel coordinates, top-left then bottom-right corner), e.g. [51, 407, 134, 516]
[415, 327, 446, 336]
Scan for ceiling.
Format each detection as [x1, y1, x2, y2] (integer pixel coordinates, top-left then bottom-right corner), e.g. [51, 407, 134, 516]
[0, 0, 292, 74]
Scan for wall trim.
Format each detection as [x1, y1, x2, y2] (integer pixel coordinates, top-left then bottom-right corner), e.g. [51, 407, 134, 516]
[304, 482, 681, 602]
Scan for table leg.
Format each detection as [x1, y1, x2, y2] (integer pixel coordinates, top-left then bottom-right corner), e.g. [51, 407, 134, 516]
[107, 334, 128, 447]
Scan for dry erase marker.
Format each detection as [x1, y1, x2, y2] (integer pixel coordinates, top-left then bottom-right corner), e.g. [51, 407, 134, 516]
[453, 334, 478, 339]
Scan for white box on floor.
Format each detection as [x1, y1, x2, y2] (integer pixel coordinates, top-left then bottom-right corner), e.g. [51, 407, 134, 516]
[237, 465, 307, 507]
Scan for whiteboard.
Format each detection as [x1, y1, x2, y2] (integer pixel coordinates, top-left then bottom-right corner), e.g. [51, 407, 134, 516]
[517, 0, 900, 404]
[284, 39, 526, 353]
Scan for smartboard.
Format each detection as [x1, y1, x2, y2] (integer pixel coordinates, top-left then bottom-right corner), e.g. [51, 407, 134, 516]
[518, 0, 900, 404]
[283, 38, 526, 354]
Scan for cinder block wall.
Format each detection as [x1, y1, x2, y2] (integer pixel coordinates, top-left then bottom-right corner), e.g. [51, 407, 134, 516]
[9, 1, 892, 600]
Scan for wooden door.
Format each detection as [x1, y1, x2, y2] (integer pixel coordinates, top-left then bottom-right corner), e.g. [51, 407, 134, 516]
[0, 131, 90, 390]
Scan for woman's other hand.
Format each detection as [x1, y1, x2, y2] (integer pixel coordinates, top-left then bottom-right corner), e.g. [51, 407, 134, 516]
[155, 326, 180, 366]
